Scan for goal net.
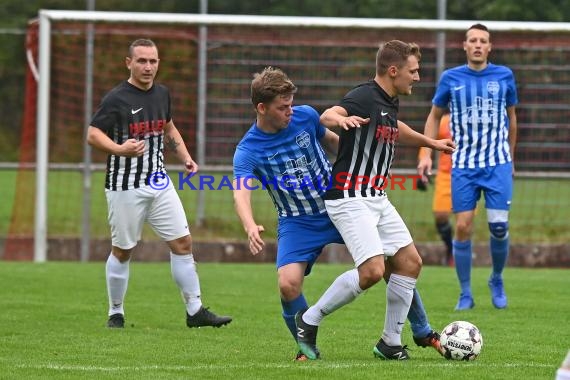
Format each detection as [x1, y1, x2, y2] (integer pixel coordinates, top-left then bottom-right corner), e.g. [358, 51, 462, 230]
[4, 11, 570, 261]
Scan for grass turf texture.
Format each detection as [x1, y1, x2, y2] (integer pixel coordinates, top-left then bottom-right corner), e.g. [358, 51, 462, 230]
[0, 263, 567, 379]
[1, 169, 569, 242]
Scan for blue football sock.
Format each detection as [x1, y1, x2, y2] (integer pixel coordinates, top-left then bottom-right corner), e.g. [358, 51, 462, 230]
[407, 288, 432, 338]
[281, 294, 308, 341]
[490, 235, 509, 277]
[453, 240, 472, 295]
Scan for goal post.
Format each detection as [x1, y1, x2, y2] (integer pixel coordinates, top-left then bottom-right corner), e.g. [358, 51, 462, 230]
[27, 10, 570, 262]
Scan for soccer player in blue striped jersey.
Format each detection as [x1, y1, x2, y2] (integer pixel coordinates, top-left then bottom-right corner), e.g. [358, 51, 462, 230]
[418, 24, 518, 310]
[233, 66, 448, 360]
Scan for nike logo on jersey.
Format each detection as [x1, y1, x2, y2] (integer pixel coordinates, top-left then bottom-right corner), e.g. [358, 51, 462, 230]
[381, 111, 389, 116]
[453, 85, 465, 91]
[131, 107, 143, 114]
[267, 152, 279, 160]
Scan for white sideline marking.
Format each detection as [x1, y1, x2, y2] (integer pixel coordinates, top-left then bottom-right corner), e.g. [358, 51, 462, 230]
[16, 362, 554, 372]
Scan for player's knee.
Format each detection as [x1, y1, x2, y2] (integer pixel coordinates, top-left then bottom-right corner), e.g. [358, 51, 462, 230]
[410, 253, 423, 273]
[358, 263, 383, 289]
[455, 219, 473, 237]
[489, 222, 509, 239]
[169, 235, 193, 254]
[112, 247, 132, 262]
[278, 276, 302, 300]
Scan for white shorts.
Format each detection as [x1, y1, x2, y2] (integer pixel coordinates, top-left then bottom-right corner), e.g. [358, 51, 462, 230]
[105, 180, 190, 249]
[325, 195, 413, 267]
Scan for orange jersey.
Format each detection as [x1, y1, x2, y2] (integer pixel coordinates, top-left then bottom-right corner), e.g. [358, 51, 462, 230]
[419, 114, 452, 173]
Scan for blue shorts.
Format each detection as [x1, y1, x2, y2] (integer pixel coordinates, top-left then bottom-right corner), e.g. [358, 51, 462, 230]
[451, 162, 513, 213]
[277, 213, 344, 275]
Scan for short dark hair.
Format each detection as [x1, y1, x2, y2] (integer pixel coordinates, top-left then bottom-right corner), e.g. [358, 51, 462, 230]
[465, 23, 490, 39]
[376, 40, 421, 75]
[128, 39, 156, 57]
[251, 66, 297, 106]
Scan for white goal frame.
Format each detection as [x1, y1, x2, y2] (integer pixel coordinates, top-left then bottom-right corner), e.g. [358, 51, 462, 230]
[34, 10, 570, 262]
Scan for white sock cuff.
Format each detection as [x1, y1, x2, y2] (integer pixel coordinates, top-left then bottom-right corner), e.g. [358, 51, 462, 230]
[348, 268, 364, 294]
[170, 252, 194, 263]
[108, 252, 130, 265]
[389, 273, 416, 290]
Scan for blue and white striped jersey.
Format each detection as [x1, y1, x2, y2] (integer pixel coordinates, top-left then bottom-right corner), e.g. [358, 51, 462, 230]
[233, 105, 332, 217]
[432, 63, 518, 169]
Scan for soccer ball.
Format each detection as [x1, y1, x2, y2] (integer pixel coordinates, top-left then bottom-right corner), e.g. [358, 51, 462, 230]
[440, 321, 483, 361]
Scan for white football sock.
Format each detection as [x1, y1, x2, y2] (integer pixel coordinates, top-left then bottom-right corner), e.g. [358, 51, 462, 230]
[381, 273, 416, 347]
[106, 253, 129, 316]
[170, 252, 202, 315]
[303, 269, 362, 326]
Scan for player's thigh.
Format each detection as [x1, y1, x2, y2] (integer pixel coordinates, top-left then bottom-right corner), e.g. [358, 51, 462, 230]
[451, 168, 480, 212]
[433, 171, 452, 213]
[376, 198, 413, 257]
[146, 182, 191, 242]
[105, 188, 149, 250]
[277, 214, 342, 276]
[482, 163, 513, 211]
[325, 198, 383, 268]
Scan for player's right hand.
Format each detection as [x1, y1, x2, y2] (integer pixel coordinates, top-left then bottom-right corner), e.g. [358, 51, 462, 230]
[120, 138, 145, 157]
[247, 225, 265, 255]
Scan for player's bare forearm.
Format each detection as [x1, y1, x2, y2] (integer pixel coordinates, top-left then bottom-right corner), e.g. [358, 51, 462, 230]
[233, 179, 265, 255]
[398, 120, 438, 148]
[320, 106, 369, 130]
[422, 106, 446, 156]
[87, 126, 120, 153]
[233, 186, 257, 233]
[320, 106, 347, 128]
[320, 129, 339, 156]
[163, 121, 192, 163]
[87, 126, 144, 157]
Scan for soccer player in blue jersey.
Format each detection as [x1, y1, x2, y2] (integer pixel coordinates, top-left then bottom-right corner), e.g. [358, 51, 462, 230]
[233, 66, 450, 360]
[418, 24, 518, 311]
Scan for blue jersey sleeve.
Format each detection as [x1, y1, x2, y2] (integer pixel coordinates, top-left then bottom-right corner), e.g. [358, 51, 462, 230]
[432, 71, 452, 108]
[304, 105, 326, 139]
[506, 69, 518, 107]
[233, 145, 258, 180]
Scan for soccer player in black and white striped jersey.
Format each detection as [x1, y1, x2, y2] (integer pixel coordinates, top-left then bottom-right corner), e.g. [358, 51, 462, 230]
[87, 39, 231, 329]
[295, 40, 455, 360]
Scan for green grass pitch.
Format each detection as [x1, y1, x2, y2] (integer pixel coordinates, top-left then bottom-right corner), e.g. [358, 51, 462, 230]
[0, 263, 567, 379]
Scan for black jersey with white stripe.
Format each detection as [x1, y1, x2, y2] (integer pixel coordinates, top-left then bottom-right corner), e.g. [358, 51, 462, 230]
[325, 80, 400, 200]
[90, 81, 171, 191]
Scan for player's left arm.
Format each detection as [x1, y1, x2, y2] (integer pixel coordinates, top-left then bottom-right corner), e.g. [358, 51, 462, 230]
[233, 177, 265, 255]
[398, 120, 455, 153]
[319, 128, 339, 157]
[163, 120, 198, 175]
[507, 105, 518, 175]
